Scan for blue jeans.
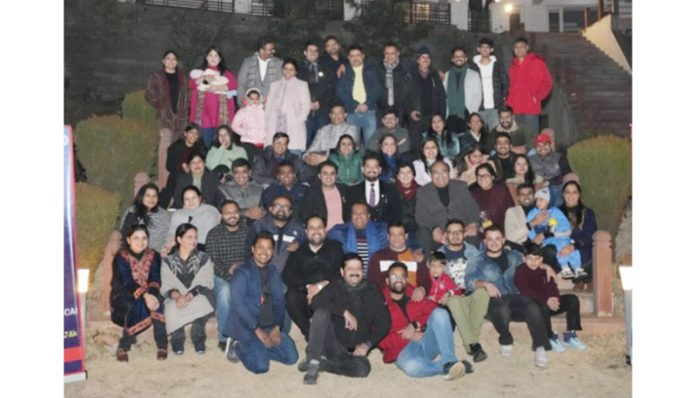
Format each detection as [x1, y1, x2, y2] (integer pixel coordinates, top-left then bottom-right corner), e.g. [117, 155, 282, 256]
[395, 308, 457, 378]
[200, 127, 216, 149]
[235, 329, 299, 374]
[214, 276, 231, 342]
[515, 114, 540, 136]
[347, 110, 377, 146]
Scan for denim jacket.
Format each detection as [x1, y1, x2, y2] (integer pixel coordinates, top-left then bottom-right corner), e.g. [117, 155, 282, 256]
[464, 249, 523, 295]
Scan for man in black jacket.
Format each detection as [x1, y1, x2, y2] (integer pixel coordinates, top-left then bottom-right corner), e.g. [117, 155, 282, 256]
[282, 215, 344, 340]
[345, 153, 402, 224]
[299, 161, 348, 231]
[300, 252, 391, 385]
[376, 42, 413, 125]
[298, 41, 335, 148]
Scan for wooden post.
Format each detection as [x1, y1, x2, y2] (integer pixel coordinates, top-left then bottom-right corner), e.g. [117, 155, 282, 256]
[597, 0, 604, 19]
[133, 172, 150, 198]
[584, 7, 590, 28]
[593, 230, 613, 317]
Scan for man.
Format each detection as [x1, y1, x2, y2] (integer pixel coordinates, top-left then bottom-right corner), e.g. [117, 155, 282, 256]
[319, 35, 350, 81]
[378, 262, 472, 380]
[376, 42, 412, 124]
[336, 45, 382, 145]
[506, 36, 553, 135]
[443, 47, 483, 133]
[299, 161, 349, 231]
[464, 226, 552, 368]
[259, 160, 308, 211]
[436, 219, 490, 363]
[219, 158, 265, 223]
[490, 105, 535, 155]
[252, 132, 314, 187]
[246, 195, 305, 273]
[367, 222, 429, 291]
[490, 132, 515, 180]
[237, 36, 283, 106]
[303, 103, 359, 166]
[223, 232, 299, 373]
[328, 202, 388, 274]
[414, 160, 480, 253]
[301, 253, 391, 384]
[366, 109, 411, 155]
[405, 46, 446, 153]
[298, 41, 336, 148]
[528, 132, 572, 206]
[205, 200, 249, 352]
[473, 37, 509, 130]
[345, 153, 402, 224]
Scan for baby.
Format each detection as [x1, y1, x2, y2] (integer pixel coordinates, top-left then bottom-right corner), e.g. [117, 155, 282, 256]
[427, 251, 462, 304]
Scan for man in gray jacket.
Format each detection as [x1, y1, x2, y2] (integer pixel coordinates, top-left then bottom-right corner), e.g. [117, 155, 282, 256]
[443, 47, 483, 134]
[237, 37, 283, 107]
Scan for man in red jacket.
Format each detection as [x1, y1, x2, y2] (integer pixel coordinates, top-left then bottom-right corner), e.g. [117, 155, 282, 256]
[377, 262, 472, 380]
[506, 37, 553, 137]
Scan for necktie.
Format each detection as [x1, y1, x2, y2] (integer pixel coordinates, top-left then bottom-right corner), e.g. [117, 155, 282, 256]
[309, 63, 318, 83]
[369, 183, 376, 207]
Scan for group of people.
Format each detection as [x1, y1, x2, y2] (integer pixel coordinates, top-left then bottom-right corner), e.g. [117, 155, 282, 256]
[108, 33, 599, 384]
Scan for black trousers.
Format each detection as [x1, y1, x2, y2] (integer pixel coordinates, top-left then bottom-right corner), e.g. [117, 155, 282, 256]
[306, 308, 371, 378]
[118, 318, 168, 350]
[170, 315, 208, 345]
[486, 294, 551, 351]
[535, 294, 583, 336]
[285, 288, 312, 339]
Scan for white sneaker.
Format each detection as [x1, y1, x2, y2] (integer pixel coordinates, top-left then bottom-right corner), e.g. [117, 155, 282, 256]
[560, 266, 575, 279]
[535, 347, 549, 368]
[574, 268, 588, 279]
[500, 344, 513, 357]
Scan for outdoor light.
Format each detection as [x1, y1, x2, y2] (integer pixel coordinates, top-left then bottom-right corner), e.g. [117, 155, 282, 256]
[504, 4, 514, 13]
[77, 268, 90, 294]
[619, 265, 632, 366]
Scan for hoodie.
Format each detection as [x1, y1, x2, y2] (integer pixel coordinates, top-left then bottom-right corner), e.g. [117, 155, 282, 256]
[231, 88, 267, 146]
[506, 52, 553, 115]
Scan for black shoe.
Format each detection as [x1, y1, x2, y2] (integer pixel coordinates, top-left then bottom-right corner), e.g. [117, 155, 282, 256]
[194, 341, 206, 354]
[462, 359, 474, 374]
[442, 361, 465, 381]
[468, 343, 488, 363]
[171, 341, 184, 355]
[218, 341, 226, 352]
[303, 361, 320, 385]
[298, 357, 310, 372]
[224, 338, 239, 363]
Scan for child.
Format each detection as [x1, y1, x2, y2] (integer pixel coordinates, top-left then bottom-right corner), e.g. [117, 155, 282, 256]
[427, 251, 462, 304]
[526, 187, 586, 279]
[514, 242, 587, 352]
[231, 88, 267, 148]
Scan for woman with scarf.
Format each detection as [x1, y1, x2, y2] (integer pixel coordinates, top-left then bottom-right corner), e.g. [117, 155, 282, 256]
[412, 137, 456, 186]
[164, 185, 220, 255]
[376, 133, 412, 183]
[422, 113, 460, 160]
[395, 162, 420, 240]
[559, 180, 598, 290]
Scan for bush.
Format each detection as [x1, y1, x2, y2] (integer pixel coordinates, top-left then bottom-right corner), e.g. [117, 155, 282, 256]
[74, 115, 158, 213]
[75, 183, 120, 276]
[567, 135, 632, 237]
[121, 90, 159, 133]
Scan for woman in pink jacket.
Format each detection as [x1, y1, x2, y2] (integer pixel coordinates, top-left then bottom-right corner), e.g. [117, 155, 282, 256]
[231, 88, 267, 148]
[188, 46, 238, 148]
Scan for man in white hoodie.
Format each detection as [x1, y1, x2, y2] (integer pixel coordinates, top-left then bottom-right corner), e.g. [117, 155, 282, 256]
[473, 37, 509, 131]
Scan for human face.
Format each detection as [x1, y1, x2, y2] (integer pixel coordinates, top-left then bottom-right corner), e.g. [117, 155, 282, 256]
[396, 166, 414, 186]
[127, 230, 149, 254]
[536, 142, 552, 157]
[429, 261, 446, 278]
[304, 44, 319, 62]
[524, 253, 543, 269]
[218, 128, 231, 147]
[318, 166, 337, 187]
[182, 190, 202, 209]
[348, 49, 365, 68]
[184, 129, 199, 147]
[451, 50, 467, 67]
[339, 137, 354, 156]
[282, 62, 296, 80]
[468, 150, 484, 166]
[518, 188, 535, 207]
[189, 156, 205, 176]
[423, 141, 439, 161]
[142, 188, 159, 211]
[431, 162, 450, 188]
[351, 204, 369, 230]
[248, 92, 261, 106]
[383, 45, 399, 65]
[325, 38, 340, 56]
[272, 136, 288, 156]
[381, 136, 397, 156]
[258, 42, 275, 61]
[445, 223, 465, 247]
[563, 183, 581, 207]
[382, 113, 398, 131]
[252, 238, 274, 267]
[232, 166, 250, 186]
[468, 115, 483, 133]
[476, 168, 494, 190]
[362, 159, 381, 182]
[177, 228, 198, 253]
[341, 259, 364, 287]
[206, 49, 221, 67]
[535, 197, 550, 210]
[387, 226, 407, 251]
[305, 217, 326, 247]
[514, 156, 529, 177]
[329, 106, 347, 125]
[495, 136, 511, 157]
[416, 54, 431, 71]
[162, 52, 178, 72]
[270, 197, 292, 221]
[221, 203, 241, 229]
[483, 230, 505, 255]
[387, 267, 407, 294]
[277, 165, 296, 187]
[431, 115, 445, 134]
[513, 41, 529, 60]
[499, 111, 513, 130]
[478, 43, 493, 58]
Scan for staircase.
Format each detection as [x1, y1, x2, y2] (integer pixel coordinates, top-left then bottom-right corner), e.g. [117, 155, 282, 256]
[530, 32, 632, 137]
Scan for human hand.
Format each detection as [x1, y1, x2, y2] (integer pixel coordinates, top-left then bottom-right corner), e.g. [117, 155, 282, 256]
[175, 294, 188, 308]
[398, 324, 416, 340]
[547, 297, 560, 311]
[353, 343, 369, 357]
[306, 281, 327, 304]
[411, 330, 425, 342]
[411, 286, 426, 302]
[344, 310, 358, 331]
[337, 64, 346, 77]
[410, 111, 421, 121]
[310, 101, 320, 111]
[542, 264, 558, 282]
[255, 328, 272, 348]
[530, 210, 549, 227]
[287, 240, 300, 252]
[432, 227, 444, 244]
[533, 234, 545, 244]
[438, 293, 451, 305]
[464, 223, 478, 237]
[356, 103, 368, 113]
[268, 326, 282, 346]
[182, 163, 190, 173]
[484, 282, 501, 298]
[144, 293, 160, 311]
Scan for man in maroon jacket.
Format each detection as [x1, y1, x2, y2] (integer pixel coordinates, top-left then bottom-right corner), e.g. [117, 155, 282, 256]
[377, 262, 472, 380]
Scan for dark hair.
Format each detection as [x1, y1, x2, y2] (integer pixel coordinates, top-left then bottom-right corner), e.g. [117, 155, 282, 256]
[271, 194, 293, 209]
[185, 123, 200, 133]
[219, 199, 240, 213]
[495, 131, 512, 144]
[420, 137, 444, 169]
[362, 152, 382, 167]
[329, 102, 347, 113]
[483, 224, 504, 238]
[318, 160, 338, 174]
[282, 58, 298, 71]
[323, 35, 340, 46]
[333, 134, 357, 156]
[383, 41, 399, 51]
[379, 133, 397, 147]
[341, 252, 364, 269]
[305, 41, 319, 50]
[426, 113, 455, 149]
[514, 36, 529, 46]
[126, 224, 150, 240]
[478, 37, 495, 47]
[429, 251, 447, 266]
[212, 125, 241, 148]
[516, 182, 535, 194]
[387, 261, 408, 275]
[304, 214, 327, 228]
[445, 219, 466, 231]
[173, 223, 198, 252]
[257, 36, 274, 51]
[381, 108, 399, 119]
[524, 241, 542, 256]
[200, 46, 228, 75]
[181, 185, 202, 203]
[397, 161, 416, 176]
[132, 183, 160, 227]
[467, 112, 489, 134]
[450, 46, 468, 57]
[246, 89, 261, 98]
[348, 44, 364, 54]
[231, 158, 251, 171]
[161, 50, 179, 71]
[559, 180, 586, 227]
[512, 154, 536, 185]
[277, 159, 296, 173]
[498, 105, 514, 116]
[387, 221, 406, 234]
[273, 132, 290, 143]
[455, 144, 484, 176]
[475, 163, 497, 179]
[253, 231, 276, 248]
[186, 151, 205, 165]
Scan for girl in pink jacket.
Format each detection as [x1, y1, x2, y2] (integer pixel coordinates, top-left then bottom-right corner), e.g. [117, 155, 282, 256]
[231, 88, 267, 148]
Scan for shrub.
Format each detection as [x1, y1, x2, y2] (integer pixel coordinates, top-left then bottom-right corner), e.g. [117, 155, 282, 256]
[567, 135, 632, 237]
[74, 115, 158, 213]
[75, 183, 120, 276]
[121, 90, 159, 133]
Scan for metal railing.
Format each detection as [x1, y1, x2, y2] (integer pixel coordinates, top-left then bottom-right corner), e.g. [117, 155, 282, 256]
[402, 2, 450, 25]
[145, 0, 235, 13]
[250, 0, 272, 16]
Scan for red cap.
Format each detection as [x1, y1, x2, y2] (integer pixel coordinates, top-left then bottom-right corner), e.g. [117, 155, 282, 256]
[534, 133, 552, 145]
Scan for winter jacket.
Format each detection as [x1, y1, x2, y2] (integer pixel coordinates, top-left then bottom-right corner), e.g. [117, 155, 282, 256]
[327, 221, 388, 260]
[264, 77, 312, 151]
[145, 69, 189, 136]
[245, 214, 306, 272]
[366, 247, 430, 292]
[329, 150, 364, 186]
[281, 239, 344, 290]
[205, 144, 248, 172]
[252, 146, 314, 186]
[231, 89, 267, 146]
[506, 52, 553, 115]
[172, 170, 224, 209]
[443, 66, 483, 116]
[336, 63, 382, 113]
[414, 180, 480, 231]
[297, 58, 336, 117]
[464, 249, 523, 295]
[376, 60, 413, 119]
[472, 55, 509, 110]
[405, 69, 447, 118]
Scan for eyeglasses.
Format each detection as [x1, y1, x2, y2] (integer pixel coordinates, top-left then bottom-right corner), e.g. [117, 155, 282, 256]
[476, 174, 492, 179]
[272, 204, 291, 210]
[446, 230, 464, 235]
[388, 274, 406, 281]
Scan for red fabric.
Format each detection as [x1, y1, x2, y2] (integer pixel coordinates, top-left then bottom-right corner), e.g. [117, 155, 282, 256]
[427, 273, 461, 302]
[188, 66, 238, 128]
[378, 284, 437, 363]
[505, 52, 553, 115]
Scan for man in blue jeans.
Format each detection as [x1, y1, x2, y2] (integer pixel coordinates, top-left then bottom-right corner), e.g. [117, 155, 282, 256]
[378, 262, 472, 380]
[223, 231, 299, 373]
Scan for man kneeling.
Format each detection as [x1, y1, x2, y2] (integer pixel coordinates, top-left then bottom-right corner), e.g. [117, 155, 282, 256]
[301, 253, 391, 385]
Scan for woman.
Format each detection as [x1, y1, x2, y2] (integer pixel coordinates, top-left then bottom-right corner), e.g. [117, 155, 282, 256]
[165, 185, 221, 254]
[188, 46, 237, 148]
[457, 112, 491, 155]
[395, 162, 420, 238]
[468, 163, 515, 230]
[264, 58, 311, 155]
[506, 154, 545, 204]
[205, 125, 248, 174]
[377, 134, 411, 183]
[454, 145, 492, 187]
[422, 113, 459, 160]
[161, 223, 215, 355]
[329, 134, 363, 186]
[110, 225, 168, 362]
[145, 50, 190, 189]
[119, 183, 171, 252]
[160, 123, 207, 208]
[172, 152, 224, 209]
[559, 180, 598, 289]
[412, 137, 456, 186]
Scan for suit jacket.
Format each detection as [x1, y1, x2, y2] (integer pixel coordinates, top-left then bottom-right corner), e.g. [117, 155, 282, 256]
[299, 182, 349, 225]
[346, 180, 403, 224]
[415, 180, 480, 230]
[236, 53, 283, 107]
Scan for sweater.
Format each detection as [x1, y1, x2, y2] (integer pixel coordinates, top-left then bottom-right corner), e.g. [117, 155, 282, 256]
[469, 182, 516, 230]
[168, 204, 221, 245]
[514, 264, 560, 304]
[366, 247, 430, 292]
[281, 239, 344, 290]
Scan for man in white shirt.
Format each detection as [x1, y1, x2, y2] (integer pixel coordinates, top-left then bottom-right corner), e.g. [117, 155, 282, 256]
[472, 37, 509, 131]
[237, 37, 283, 106]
